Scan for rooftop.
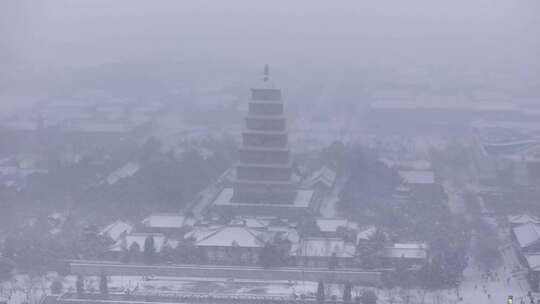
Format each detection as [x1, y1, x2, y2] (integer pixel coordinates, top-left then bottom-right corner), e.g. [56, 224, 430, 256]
[302, 166, 337, 189]
[356, 226, 377, 243]
[142, 213, 187, 229]
[105, 162, 140, 185]
[525, 254, 540, 271]
[513, 223, 540, 249]
[100, 221, 134, 241]
[193, 226, 272, 248]
[508, 214, 540, 226]
[383, 243, 429, 259]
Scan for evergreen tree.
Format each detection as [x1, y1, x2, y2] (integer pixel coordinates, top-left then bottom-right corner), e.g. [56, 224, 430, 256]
[143, 236, 156, 264]
[99, 273, 108, 294]
[260, 242, 279, 268]
[317, 280, 325, 303]
[343, 281, 352, 302]
[128, 242, 141, 263]
[76, 275, 84, 296]
[50, 280, 63, 294]
[393, 257, 410, 287]
[298, 216, 320, 238]
[360, 290, 377, 304]
[329, 252, 338, 270]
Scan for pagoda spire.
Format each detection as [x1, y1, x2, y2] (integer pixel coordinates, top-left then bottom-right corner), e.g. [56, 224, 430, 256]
[263, 64, 269, 82]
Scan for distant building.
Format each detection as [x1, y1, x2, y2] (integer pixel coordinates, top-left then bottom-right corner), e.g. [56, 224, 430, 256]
[508, 214, 540, 228]
[398, 170, 443, 199]
[381, 243, 429, 266]
[510, 221, 540, 290]
[315, 218, 358, 239]
[140, 213, 194, 235]
[512, 223, 540, 253]
[186, 225, 274, 265]
[100, 220, 134, 242]
[366, 96, 522, 135]
[474, 138, 540, 188]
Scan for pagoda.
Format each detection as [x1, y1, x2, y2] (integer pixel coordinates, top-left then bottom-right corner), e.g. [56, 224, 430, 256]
[210, 65, 314, 217]
[233, 64, 297, 204]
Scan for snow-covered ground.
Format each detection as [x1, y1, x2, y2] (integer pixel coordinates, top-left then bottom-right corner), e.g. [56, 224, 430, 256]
[459, 251, 529, 304]
[1, 265, 529, 304]
[0, 274, 59, 304]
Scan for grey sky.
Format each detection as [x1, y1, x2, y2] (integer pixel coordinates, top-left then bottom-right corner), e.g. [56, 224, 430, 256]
[2, 0, 538, 70]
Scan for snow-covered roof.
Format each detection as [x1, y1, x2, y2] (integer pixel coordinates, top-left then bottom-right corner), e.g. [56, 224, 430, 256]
[184, 226, 223, 242]
[229, 217, 270, 229]
[525, 254, 540, 271]
[399, 170, 435, 185]
[291, 237, 355, 258]
[106, 162, 140, 185]
[513, 223, 540, 249]
[142, 213, 186, 229]
[381, 159, 432, 171]
[316, 218, 349, 233]
[356, 226, 377, 243]
[302, 166, 337, 189]
[383, 243, 428, 259]
[194, 226, 271, 248]
[101, 221, 134, 241]
[482, 140, 540, 161]
[508, 214, 540, 226]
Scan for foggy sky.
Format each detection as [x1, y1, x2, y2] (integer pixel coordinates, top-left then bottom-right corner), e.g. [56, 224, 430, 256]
[2, 0, 539, 71]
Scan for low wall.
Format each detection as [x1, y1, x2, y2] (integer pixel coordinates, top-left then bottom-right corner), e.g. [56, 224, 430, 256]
[70, 261, 381, 285]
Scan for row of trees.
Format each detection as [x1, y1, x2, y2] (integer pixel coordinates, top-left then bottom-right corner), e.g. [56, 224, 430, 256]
[333, 142, 471, 289]
[1, 135, 235, 232]
[1, 216, 111, 277]
[316, 280, 377, 304]
[119, 235, 292, 268]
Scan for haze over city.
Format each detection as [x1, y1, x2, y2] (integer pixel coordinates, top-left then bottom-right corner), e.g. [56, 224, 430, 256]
[1, 2, 540, 304]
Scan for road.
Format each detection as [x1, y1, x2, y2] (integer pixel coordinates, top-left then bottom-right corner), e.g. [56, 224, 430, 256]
[449, 183, 532, 304]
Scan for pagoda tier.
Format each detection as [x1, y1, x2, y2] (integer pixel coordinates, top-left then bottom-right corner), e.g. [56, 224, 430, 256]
[232, 66, 296, 204]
